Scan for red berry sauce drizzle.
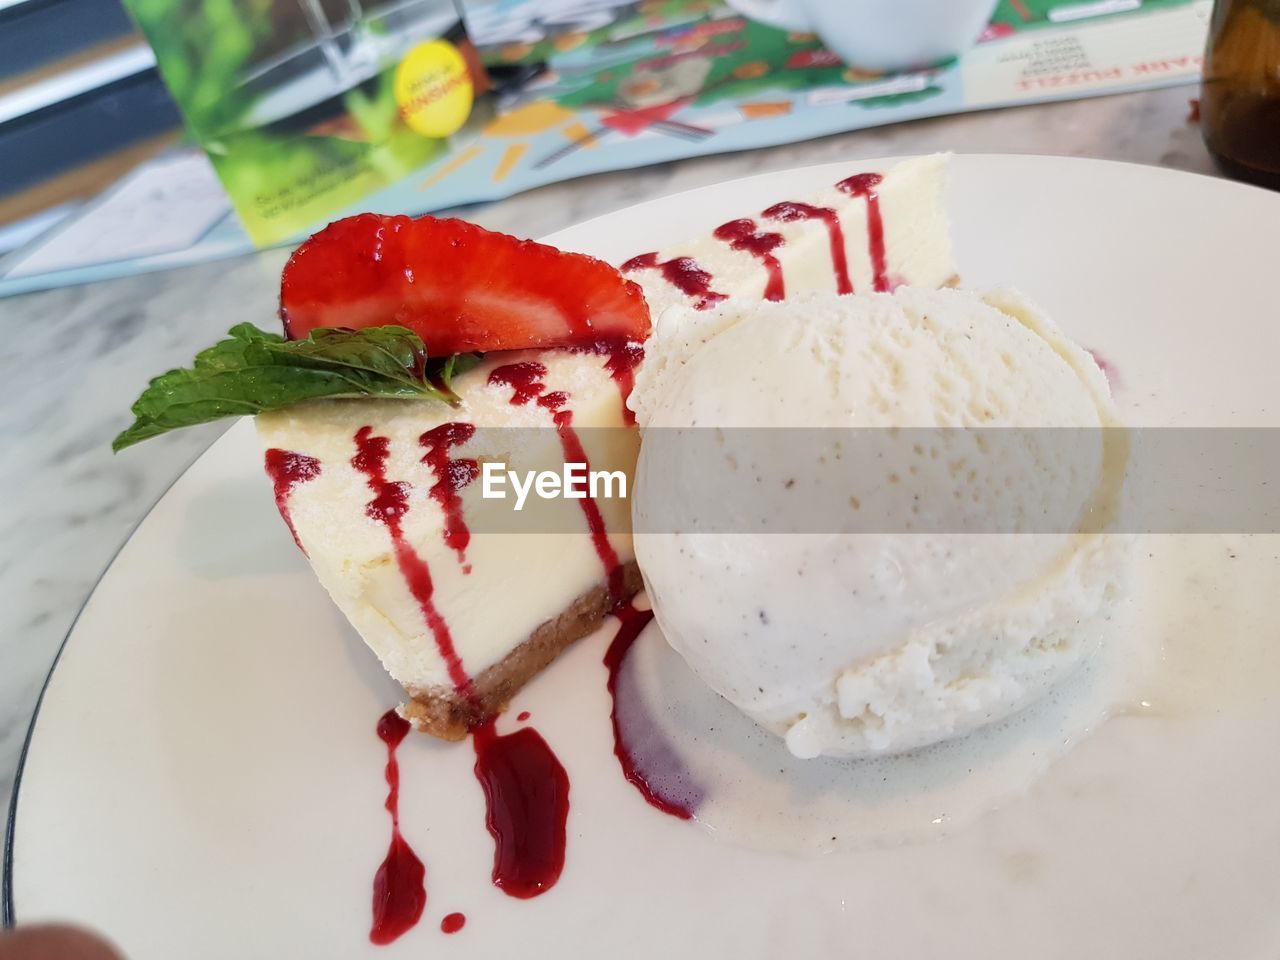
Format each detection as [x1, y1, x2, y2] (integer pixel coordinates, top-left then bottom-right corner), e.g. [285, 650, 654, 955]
[620, 253, 728, 310]
[835, 172, 890, 293]
[472, 719, 571, 898]
[471, 354, 663, 898]
[624, 169, 892, 305]
[418, 422, 479, 571]
[712, 219, 786, 301]
[488, 361, 627, 599]
[262, 449, 321, 553]
[469, 717, 571, 901]
[567, 340, 647, 426]
[486, 359, 703, 820]
[762, 201, 852, 295]
[601, 340, 645, 426]
[352, 427, 473, 696]
[370, 710, 427, 945]
[351, 423, 574, 940]
[604, 604, 703, 820]
[440, 912, 466, 934]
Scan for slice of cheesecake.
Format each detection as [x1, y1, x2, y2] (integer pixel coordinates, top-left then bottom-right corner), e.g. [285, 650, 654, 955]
[257, 348, 643, 738]
[622, 154, 956, 317]
[256, 155, 959, 739]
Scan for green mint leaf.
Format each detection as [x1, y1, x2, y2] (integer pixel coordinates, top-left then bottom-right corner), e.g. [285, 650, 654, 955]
[437, 352, 483, 402]
[113, 325, 460, 452]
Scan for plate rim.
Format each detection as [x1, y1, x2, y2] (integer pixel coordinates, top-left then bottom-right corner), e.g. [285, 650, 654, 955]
[4, 151, 1273, 928]
[2, 431, 225, 927]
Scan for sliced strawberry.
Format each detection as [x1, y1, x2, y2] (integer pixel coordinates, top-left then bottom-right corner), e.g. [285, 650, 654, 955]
[279, 213, 650, 354]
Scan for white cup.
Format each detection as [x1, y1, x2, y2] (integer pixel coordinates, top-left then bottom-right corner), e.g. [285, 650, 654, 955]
[723, 0, 1001, 72]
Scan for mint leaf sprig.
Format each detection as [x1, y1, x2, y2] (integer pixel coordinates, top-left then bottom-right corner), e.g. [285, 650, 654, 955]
[113, 324, 480, 452]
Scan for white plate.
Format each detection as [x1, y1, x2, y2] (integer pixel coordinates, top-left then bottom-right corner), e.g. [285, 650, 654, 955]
[7, 156, 1280, 960]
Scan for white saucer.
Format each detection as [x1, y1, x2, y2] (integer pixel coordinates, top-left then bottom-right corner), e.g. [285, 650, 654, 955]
[7, 155, 1280, 959]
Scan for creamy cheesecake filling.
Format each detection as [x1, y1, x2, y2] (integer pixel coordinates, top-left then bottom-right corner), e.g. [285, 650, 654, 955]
[623, 154, 954, 315]
[258, 348, 638, 698]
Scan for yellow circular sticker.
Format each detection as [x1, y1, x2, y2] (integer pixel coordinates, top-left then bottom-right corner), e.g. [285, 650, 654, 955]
[394, 39, 474, 138]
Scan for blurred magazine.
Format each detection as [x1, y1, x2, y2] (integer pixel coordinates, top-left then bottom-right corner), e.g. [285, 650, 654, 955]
[120, 0, 492, 244]
[0, 0, 1209, 295]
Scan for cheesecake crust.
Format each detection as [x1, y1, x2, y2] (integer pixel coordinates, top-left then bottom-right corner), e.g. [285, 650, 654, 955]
[400, 561, 644, 739]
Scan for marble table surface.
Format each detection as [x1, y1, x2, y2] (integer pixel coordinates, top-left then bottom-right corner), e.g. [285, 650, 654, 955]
[0, 84, 1214, 823]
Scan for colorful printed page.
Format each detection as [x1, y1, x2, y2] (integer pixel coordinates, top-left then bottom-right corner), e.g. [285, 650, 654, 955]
[0, 0, 1209, 297]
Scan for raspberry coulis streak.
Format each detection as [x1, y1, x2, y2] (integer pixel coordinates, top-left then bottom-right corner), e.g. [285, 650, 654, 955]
[440, 913, 466, 934]
[488, 361, 627, 600]
[600, 339, 646, 426]
[355, 370, 606, 940]
[352, 426, 472, 695]
[624, 170, 890, 306]
[263, 449, 321, 553]
[604, 602, 697, 820]
[472, 719, 571, 898]
[370, 710, 426, 945]
[712, 219, 785, 301]
[419, 422, 479, 570]
[835, 172, 890, 292]
[620, 252, 728, 310]
[762, 201, 852, 295]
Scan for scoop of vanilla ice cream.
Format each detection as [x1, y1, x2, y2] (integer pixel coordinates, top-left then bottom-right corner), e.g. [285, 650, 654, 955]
[630, 287, 1127, 759]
